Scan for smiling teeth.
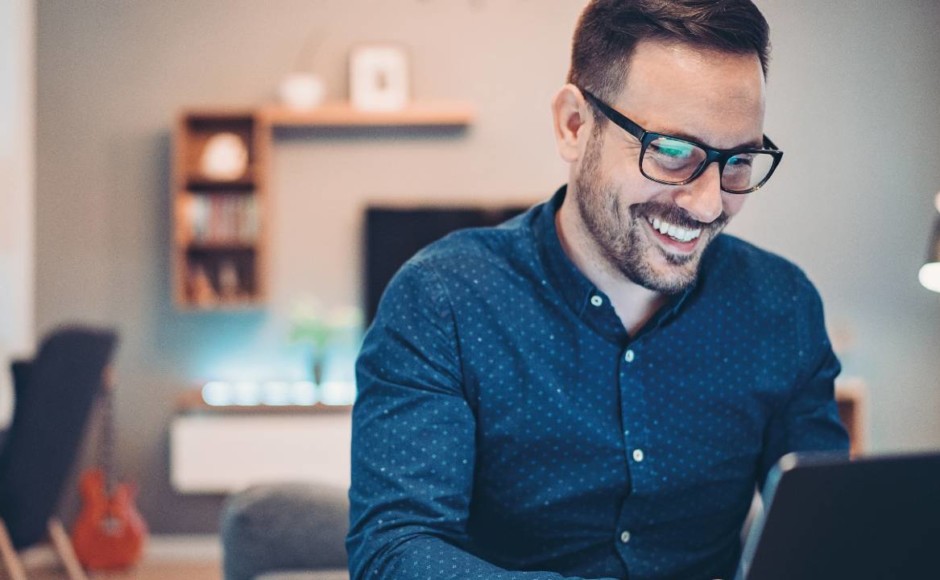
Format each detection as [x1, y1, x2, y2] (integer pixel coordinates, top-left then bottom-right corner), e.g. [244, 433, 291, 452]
[649, 217, 702, 243]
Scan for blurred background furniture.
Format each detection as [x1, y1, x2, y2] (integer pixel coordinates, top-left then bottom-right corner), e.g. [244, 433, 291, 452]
[220, 482, 348, 580]
[171, 107, 476, 311]
[170, 396, 352, 495]
[0, 325, 117, 580]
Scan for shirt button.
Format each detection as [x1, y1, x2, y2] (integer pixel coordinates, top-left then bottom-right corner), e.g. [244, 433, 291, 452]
[590, 295, 603, 307]
[620, 530, 631, 543]
[624, 349, 635, 363]
[632, 449, 645, 462]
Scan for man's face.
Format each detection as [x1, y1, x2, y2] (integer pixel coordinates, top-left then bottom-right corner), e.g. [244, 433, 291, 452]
[573, 40, 766, 293]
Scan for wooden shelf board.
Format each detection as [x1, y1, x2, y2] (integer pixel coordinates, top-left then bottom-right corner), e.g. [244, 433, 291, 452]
[185, 242, 258, 251]
[175, 300, 265, 312]
[182, 108, 256, 122]
[185, 177, 256, 191]
[261, 101, 475, 127]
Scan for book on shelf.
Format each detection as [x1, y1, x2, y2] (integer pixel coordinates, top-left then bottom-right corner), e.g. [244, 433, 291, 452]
[184, 192, 260, 245]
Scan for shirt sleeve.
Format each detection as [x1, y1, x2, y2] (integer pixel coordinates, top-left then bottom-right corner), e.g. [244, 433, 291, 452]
[757, 272, 851, 489]
[347, 259, 610, 580]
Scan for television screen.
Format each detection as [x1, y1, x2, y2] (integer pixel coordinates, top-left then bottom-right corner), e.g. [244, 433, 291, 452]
[363, 205, 530, 324]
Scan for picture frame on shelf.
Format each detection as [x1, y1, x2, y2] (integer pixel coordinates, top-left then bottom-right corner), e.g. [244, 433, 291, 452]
[349, 44, 410, 112]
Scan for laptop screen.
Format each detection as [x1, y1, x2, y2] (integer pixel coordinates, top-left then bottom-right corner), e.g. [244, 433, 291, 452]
[736, 451, 940, 580]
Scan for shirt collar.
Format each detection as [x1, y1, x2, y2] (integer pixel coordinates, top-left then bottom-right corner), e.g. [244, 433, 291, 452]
[533, 185, 696, 343]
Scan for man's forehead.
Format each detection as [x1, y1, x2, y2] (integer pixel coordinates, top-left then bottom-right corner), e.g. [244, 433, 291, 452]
[617, 40, 766, 147]
[621, 40, 765, 98]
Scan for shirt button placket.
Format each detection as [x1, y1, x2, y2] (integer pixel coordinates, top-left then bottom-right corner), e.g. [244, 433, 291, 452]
[621, 346, 646, 490]
[617, 340, 643, 568]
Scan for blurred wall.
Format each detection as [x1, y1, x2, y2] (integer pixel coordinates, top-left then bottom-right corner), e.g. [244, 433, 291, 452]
[1, 0, 36, 427]
[35, 0, 940, 533]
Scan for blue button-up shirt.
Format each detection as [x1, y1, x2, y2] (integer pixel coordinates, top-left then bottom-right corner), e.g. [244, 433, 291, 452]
[348, 187, 848, 580]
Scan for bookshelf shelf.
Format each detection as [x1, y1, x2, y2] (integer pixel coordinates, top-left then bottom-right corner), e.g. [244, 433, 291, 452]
[185, 177, 257, 191]
[186, 242, 257, 251]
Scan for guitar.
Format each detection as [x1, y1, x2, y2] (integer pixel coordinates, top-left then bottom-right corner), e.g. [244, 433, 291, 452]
[71, 385, 148, 570]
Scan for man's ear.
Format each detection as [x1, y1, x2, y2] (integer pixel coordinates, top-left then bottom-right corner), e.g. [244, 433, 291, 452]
[552, 84, 591, 163]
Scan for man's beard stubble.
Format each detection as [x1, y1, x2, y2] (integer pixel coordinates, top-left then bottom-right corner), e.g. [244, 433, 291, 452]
[573, 132, 729, 295]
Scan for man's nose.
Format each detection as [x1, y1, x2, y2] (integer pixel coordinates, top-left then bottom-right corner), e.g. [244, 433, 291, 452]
[674, 163, 723, 224]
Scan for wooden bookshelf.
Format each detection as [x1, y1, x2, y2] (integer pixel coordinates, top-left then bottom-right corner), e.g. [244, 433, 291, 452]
[172, 109, 270, 309]
[171, 101, 474, 310]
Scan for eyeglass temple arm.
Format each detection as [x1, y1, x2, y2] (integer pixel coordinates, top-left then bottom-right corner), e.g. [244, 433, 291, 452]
[581, 89, 646, 138]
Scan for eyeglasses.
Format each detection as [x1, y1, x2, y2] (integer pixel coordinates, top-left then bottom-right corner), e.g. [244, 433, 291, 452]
[581, 89, 783, 194]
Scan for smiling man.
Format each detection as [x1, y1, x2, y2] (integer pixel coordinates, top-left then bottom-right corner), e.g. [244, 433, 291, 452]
[555, 33, 774, 334]
[348, 1, 848, 579]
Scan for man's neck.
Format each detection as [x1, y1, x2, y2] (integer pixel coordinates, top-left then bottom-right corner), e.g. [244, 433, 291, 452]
[556, 199, 666, 337]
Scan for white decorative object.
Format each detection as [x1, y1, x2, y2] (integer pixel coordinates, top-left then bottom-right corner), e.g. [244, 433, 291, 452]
[278, 72, 326, 110]
[349, 44, 410, 111]
[199, 132, 249, 181]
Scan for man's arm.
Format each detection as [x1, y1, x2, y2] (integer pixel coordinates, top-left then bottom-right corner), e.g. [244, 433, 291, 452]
[758, 273, 850, 489]
[347, 259, 607, 580]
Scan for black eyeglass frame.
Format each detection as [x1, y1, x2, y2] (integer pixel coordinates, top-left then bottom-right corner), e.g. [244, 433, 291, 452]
[580, 89, 783, 194]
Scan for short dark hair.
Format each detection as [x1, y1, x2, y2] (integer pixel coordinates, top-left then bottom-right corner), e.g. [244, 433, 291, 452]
[568, 0, 770, 102]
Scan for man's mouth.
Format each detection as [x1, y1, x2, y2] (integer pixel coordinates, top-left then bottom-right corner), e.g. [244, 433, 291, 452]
[645, 216, 703, 244]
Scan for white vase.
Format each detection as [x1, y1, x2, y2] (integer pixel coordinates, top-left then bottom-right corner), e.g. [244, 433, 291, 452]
[278, 73, 326, 110]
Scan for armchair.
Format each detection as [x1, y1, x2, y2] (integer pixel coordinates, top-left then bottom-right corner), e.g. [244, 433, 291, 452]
[0, 325, 117, 580]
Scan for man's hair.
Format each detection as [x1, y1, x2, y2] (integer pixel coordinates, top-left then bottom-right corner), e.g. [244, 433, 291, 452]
[568, 0, 770, 102]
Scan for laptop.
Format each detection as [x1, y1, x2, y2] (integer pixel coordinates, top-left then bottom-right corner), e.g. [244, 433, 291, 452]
[735, 451, 940, 580]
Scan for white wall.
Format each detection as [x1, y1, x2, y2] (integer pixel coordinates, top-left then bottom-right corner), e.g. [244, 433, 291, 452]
[0, 0, 36, 428]
[740, 0, 940, 452]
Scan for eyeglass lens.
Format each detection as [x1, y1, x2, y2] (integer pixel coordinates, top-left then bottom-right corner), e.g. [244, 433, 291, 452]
[642, 136, 776, 193]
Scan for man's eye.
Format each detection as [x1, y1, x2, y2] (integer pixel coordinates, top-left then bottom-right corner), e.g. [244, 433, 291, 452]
[650, 139, 695, 159]
[727, 154, 754, 168]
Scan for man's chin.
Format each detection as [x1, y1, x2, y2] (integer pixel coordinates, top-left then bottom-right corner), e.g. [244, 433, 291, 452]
[640, 270, 697, 295]
[621, 250, 701, 294]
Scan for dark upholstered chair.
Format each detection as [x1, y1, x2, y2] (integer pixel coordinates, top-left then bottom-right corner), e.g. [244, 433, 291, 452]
[220, 482, 349, 580]
[0, 325, 117, 580]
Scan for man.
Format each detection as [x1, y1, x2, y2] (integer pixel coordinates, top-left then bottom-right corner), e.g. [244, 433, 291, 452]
[348, 1, 848, 578]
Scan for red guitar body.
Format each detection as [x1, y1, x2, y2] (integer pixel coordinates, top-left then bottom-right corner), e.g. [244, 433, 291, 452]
[72, 467, 148, 570]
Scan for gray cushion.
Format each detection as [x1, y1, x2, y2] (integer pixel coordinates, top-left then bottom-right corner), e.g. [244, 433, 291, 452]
[221, 483, 349, 580]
